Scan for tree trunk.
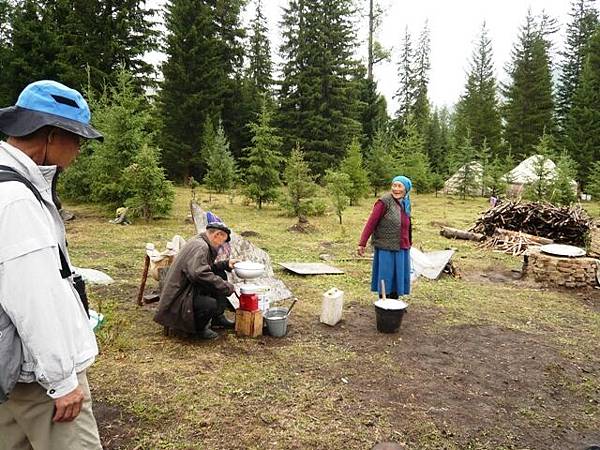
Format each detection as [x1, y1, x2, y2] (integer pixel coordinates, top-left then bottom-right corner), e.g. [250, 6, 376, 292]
[440, 227, 486, 242]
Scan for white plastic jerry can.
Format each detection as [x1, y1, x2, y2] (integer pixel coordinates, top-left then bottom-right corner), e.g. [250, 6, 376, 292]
[320, 287, 344, 326]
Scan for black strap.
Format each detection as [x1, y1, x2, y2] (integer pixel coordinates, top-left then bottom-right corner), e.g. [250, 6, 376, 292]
[0, 166, 72, 279]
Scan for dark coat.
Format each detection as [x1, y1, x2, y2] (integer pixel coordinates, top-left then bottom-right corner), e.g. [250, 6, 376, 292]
[153, 233, 233, 333]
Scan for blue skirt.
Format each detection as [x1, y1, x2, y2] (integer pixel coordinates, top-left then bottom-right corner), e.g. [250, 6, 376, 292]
[371, 248, 411, 296]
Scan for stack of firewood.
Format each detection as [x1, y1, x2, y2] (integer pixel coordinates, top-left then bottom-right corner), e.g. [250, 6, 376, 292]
[470, 201, 591, 247]
[477, 228, 553, 256]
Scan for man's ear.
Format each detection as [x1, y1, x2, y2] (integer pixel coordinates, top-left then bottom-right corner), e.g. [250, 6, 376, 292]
[47, 128, 57, 144]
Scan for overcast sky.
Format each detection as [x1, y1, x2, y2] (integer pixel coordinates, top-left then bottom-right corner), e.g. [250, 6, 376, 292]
[147, 0, 576, 112]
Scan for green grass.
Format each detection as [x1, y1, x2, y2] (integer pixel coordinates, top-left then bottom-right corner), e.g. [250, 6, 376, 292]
[64, 187, 600, 449]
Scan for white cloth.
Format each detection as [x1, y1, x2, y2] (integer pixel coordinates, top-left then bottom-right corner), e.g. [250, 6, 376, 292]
[0, 142, 98, 399]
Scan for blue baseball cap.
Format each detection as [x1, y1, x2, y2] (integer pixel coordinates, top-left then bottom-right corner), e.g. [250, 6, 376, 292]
[0, 80, 103, 140]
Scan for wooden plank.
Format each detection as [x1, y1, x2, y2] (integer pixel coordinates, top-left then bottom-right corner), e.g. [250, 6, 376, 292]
[235, 309, 263, 337]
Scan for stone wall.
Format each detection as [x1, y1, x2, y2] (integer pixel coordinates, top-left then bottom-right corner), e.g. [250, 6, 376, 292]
[523, 247, 600, 288]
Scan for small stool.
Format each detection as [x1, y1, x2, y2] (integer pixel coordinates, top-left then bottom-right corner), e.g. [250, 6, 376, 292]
[235, 309, 263, 337]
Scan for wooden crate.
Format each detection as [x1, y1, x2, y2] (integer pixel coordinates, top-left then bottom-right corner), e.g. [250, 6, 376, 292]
[235, 309, 263, 337]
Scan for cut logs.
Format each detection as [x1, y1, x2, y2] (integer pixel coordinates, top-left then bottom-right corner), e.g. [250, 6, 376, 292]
[440, 227, 486, 242]
[477, 228, 553, 256]
[470, 201, 591, 247]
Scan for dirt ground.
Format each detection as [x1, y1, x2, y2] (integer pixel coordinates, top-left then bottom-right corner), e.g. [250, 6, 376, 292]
[92, 268, 600, 449]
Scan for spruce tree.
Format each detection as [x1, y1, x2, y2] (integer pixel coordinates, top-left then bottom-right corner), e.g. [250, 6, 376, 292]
[159, 0, 245, 180]
[394, 26, 415, 133]
[243, 105, 282, 209]
[122, 144, 175, 220]
[426, 108, 450, 175]
[563, 27, 600, 188]
[586, 161, 600, 199]
[86, 70, 154, 206]
[524, 133, 555, 202]
[502, 11, 556, 159]
[393, 120, 433, 193]
[247, 0, 273, 95]
[324, 170, 352, 225]
[204, 121, 237, 194]
[449, 135, 479, 199]
[340, 137, 370, 205]
[366, 128, 395, 196]
[549, 151, 578, 205]
[557, 0, 599, 129]
[412, 21, 431, 135]
[281, 144, 320, 218]
[2, 1, 61, 102]
[49, 0, 157, 92]
[454, 23, 502, 156]
[278, 0, 363, 174]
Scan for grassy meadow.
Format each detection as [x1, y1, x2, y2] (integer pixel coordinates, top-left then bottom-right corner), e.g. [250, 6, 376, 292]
[64, 187, 600, 450]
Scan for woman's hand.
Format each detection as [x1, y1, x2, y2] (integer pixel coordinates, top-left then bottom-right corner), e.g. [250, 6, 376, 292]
[357, 246, 365, 256]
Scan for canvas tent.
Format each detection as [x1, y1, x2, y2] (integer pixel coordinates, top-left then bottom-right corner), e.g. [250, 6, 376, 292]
[503, 155, 577, 197]
[443, 161, 483, 196]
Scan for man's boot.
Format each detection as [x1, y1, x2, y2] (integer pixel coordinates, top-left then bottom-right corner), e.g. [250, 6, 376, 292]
[198, 322, 219, 340]
[212, 313, 235, 329]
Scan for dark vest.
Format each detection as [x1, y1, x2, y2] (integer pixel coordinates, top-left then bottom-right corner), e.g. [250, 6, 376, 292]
[372, 193, 403, 251]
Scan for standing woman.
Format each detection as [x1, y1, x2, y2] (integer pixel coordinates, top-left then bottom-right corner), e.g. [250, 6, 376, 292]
[357, 176, 412, 299]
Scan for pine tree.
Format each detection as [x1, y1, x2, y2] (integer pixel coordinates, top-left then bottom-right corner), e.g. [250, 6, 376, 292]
[557, 0, 599, 129]
[340, 137, 370, 205]
[243, 104, 282, 209]
[563, 27, 600, 188]
[324, 170, 352, 224]
[122, 144, 175, 220]
[159, 0, 245, 180]
[281, 144, 320, 218]
[503, 11, 556, 159]
[278, 0, 363, 174]
[453, 23, 502, 156]
[204, 121, 237, 194]
[366, 128, 395, 196]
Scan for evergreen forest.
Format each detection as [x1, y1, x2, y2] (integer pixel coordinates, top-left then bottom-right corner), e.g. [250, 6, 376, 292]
[1, 0, 599, 217]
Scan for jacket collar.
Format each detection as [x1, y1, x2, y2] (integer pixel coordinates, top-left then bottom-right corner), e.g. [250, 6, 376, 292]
[0, 140, 57, 203]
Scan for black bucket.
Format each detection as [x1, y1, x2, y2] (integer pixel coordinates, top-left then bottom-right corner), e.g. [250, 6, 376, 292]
[374, 300, 408, 333]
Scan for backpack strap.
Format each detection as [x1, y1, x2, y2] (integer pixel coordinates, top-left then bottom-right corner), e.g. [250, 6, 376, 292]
[0, 166, 72, 279]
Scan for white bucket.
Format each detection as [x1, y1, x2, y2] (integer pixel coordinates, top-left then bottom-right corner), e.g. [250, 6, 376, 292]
[320, 287, 344, 326]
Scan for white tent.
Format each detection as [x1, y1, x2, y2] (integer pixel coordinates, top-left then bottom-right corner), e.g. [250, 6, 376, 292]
[443, 161, 483, 195]
[503, 155, 577, 196]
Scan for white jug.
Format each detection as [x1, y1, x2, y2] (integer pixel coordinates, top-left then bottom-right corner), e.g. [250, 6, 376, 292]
[320, 287, 344, 326]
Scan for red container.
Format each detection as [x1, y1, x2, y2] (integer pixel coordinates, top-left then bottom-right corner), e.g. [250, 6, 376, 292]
[239, 292, 259, 312]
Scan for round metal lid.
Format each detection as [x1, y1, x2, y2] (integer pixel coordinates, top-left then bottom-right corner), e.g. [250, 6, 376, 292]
[540, 244, 586, 258]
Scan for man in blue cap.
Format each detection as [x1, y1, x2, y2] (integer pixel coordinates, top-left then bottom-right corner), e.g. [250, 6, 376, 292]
[0, 80, 103, 449]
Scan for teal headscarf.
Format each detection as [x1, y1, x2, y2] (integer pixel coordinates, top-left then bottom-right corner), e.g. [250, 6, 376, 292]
[392, 175, 412, 216]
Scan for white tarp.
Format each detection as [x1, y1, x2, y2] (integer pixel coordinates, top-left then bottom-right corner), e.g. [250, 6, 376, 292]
[73, 267, 114, 285]
[410, 248, 455, 282]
